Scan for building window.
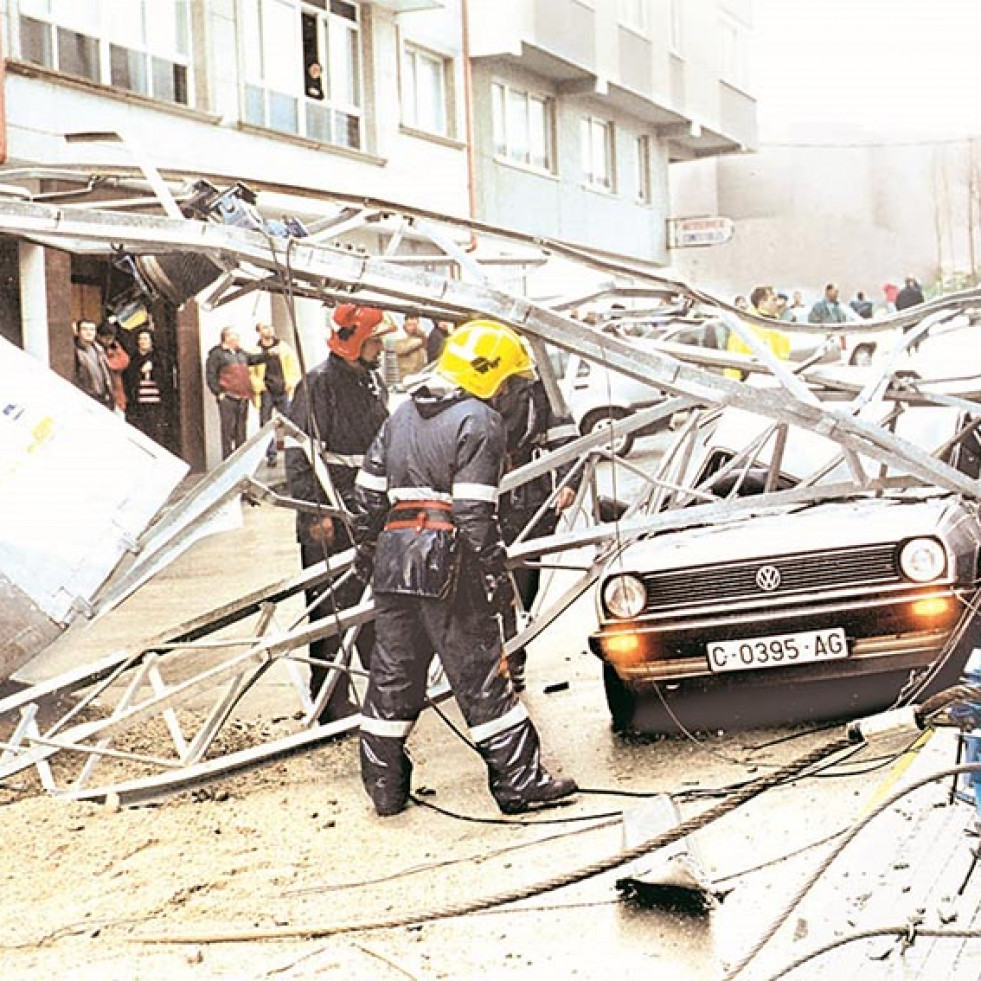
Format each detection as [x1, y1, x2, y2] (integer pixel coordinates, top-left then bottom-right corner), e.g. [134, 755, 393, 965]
[617, 0, 649, 35]
[720, 11, 750, 92]
[241, 0, 363, 150]
[634, 135, 651, 203]
[18, 0, 191, 106]
[491, 81, 555, 173]
[401, 44, 449, 137]
[580, 116, 615, 192]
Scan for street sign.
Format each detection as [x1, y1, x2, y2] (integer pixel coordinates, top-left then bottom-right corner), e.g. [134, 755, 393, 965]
[667, 216, 734, 249]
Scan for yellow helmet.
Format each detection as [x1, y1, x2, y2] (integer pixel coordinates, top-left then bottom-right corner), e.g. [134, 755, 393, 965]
[435, 319, 536, 399]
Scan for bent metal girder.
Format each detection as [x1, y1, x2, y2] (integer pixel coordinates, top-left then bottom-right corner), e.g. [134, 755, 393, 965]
[1, 185, 981, 800]
[0, 196, 979, 495]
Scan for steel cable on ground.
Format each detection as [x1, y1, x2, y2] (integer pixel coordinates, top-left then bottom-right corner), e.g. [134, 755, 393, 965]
[132, 733, 853, 946]
[754, 926, 981, 981]
[722, 759, 981, 981]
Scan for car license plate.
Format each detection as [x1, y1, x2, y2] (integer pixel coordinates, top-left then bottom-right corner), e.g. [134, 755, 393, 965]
[707, 628, 848, 674]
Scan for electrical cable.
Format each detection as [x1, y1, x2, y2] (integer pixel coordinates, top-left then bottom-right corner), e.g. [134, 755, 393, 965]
[650, 681, 759, 767]
[133, 731, 853, 945]
[283, 813, 620, 895]
[744, 722, 840, 752]
[411, 793, 622, 826]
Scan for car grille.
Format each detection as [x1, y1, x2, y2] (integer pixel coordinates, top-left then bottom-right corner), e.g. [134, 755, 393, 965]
[641, 543, 900, 613]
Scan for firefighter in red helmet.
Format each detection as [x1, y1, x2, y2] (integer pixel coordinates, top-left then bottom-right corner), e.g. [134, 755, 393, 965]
[285, 303, 394, 725]
[352, 319, 578, 816]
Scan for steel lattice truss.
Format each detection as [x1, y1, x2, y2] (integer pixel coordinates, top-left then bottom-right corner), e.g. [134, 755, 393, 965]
[1, 158, 980, 803]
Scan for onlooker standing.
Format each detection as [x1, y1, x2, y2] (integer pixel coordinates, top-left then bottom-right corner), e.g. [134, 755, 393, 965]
[808, 283, 848, 324]
[205, 327, 255, 459]
[124, 329, 172, 446]
[72, 319, 115, 409]
[390, 315, 429, 383]
[881, 283, 900, 314]
[96, 320, 130, 415]
[849, 291, 874, 319]
[250, 322, 301, 467]
[725, 285, 791, 378]
[783, 290, 808, 323]
[425, 319, 455, 363]
[749, 284, 778, 317]
[895, 276, 925, 311]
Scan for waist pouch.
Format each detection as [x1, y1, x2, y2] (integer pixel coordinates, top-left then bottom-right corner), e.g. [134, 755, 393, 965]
[373, 501, 459, 599]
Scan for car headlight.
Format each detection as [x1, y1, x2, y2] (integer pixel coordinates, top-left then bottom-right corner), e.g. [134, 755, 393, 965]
[602, 574, 647, 619]
[898, 537, 946, 583]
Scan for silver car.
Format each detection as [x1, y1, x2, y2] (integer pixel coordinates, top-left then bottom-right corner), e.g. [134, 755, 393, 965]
[589, 399, 981, 733]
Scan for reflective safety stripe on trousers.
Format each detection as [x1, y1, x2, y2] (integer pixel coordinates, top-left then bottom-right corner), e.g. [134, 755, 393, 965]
[360, 715, 415, 739]
[470, 702, 529, 744]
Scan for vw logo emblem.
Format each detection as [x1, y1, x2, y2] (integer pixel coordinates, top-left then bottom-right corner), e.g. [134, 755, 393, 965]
[755, 565, 782, 592]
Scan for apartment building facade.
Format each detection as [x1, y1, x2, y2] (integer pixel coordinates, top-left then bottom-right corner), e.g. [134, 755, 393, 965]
[0, 0, 756, 468]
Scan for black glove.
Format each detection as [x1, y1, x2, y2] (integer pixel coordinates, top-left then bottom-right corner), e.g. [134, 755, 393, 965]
[484, 571, 514, 616]
[352, 545, 374, 586]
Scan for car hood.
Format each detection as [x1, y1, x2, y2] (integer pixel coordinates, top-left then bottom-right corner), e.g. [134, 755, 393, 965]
[615, 494, 966, 573]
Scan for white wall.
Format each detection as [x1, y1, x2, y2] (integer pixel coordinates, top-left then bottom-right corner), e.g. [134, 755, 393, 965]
[669, 140, 981, 306]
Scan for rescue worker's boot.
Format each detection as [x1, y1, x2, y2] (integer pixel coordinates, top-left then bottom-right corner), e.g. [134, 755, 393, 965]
[360, 731, 413, 817]
[478, 718, 578, 815]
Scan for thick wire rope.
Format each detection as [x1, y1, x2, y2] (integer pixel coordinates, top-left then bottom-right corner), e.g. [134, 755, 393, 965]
[722, 760, 981, 981]
[133, 732, 853, 945]
[754, 926, 981, 981]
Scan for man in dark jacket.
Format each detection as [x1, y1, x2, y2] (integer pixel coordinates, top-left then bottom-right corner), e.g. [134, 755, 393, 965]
[286, 304, 393, 725]
[73, 319, 115, 409]
[496, 376, 579, 691]
[425, 319, 454, 363]
[896, 276, 925, 311]
[808, 283, 848, 324]
[205, 327, 255, 459]
[353, 319, 578, 817]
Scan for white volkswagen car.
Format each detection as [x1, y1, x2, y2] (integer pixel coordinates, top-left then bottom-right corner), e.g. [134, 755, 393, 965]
[589, 379, 981, 733]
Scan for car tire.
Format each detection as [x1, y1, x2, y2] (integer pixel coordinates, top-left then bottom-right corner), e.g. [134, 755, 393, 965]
[850, 343, 875, 366]
[603, 664, 637, 734]
[582, 408, 634, 457]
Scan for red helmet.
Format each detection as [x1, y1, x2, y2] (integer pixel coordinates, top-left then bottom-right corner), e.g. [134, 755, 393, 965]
[328, 304, 394, 360]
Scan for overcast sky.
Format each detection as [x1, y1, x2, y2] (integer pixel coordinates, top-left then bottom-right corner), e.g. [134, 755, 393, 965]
[752, 0, 981, 143]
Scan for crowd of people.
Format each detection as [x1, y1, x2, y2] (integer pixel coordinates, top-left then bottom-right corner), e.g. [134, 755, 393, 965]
[732, 276, 926, 324]
[72, 317, 175, 448]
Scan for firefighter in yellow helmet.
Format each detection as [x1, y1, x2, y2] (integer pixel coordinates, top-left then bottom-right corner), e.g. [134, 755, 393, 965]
[352, 319, 578, 816]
